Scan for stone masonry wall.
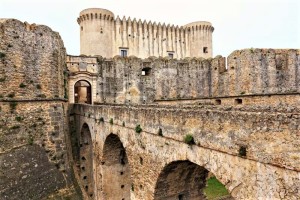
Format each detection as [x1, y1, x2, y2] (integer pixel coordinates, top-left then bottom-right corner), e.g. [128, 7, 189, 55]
[72, 104, 300, 199]
[67, 49, 300, 105]
[0, 19, 80, 199]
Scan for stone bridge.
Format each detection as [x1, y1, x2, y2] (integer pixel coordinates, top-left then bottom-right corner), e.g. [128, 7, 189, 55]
[70, 103, 300, 200]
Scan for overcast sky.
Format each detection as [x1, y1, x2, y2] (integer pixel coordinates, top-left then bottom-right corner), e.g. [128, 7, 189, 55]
[1, 0, 299, 57]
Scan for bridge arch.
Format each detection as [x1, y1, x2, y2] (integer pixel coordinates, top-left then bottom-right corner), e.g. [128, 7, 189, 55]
[102, 133, 131, 200]
[79, 123, 94, 198]
[154, 160, 232, 200]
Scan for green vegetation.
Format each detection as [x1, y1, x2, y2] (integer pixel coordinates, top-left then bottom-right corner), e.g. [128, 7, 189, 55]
[15, 116, 23, 121]
[9, 102, 17, 111]
[135, 124, 142, 133]
[0, 77, 6, 82]
[204, 176, 229, 200]
[99, 117, 104, 122]
[238, 146, 247, 157]
[19, 83, 26, 88]
[28, 135, 34, 145]
[109, 118, 113, 125]
[184, 134, 195, 145]
[0, 52, 6, 59]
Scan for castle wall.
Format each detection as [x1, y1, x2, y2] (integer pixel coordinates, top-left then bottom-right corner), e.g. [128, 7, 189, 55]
[67, 49, 300, 106]
[78, 8, 214, 59]
[0, 19, 80, 199]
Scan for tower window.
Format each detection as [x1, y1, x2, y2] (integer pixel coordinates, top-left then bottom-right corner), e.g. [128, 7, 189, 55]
[168, 53, 174, 58]
[203, 47, 208, 53]
[120, 49, 128, 57]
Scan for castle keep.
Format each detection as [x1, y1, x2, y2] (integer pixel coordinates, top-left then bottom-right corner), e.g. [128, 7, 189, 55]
[78, 8, 214, 58]
[0, 7, 299, 200]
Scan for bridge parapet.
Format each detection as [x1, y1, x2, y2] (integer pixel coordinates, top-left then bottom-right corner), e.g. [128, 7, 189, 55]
[71, 103, 300, 199]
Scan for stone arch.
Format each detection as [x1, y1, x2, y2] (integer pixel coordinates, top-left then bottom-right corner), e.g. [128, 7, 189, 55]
[154, 160, 232, 200]
[79, 123, 94, 198]
[102, 133, 131, 200]
[74, 80, 92, 104]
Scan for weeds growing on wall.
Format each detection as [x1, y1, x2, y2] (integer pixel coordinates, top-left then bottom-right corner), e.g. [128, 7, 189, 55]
[109, 118, 113, 125]
[135, 124, 142, 133]
[9, 102, 17, 111]
[184, 134, 195, 145]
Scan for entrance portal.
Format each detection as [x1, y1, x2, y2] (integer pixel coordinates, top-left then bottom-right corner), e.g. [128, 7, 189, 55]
[74, 80, 92, 104]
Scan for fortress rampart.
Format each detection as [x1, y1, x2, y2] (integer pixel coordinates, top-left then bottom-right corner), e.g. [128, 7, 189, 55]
[67, 48, 300, 106]
[77, 8, 213, 58]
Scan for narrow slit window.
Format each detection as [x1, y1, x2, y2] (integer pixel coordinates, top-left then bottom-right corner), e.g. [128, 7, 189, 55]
[203, 47, 208, 53]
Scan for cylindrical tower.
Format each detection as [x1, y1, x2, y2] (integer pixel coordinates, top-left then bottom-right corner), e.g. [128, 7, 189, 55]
[77, 8, 114, 57]
[183, 21, 214, 58]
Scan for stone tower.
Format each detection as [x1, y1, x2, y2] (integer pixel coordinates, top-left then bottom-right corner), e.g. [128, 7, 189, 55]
[77, 8, 115, 57]
[78, 8, 214, 59]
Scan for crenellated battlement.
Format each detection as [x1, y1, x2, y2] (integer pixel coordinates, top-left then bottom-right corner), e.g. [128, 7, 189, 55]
[77, 8, 114, 24]
[79, 8, 213, 59]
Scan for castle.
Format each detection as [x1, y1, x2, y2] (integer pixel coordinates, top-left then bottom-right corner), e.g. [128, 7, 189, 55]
[77, 8, 214, 59]
[0, 8, 299, 200]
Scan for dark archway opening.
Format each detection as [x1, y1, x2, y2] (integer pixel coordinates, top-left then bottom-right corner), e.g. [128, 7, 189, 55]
[75, 80, 92, 104]
[79, 123, 94, 198]
[102, 134, 131, 200]
[154, 160, 232, 200]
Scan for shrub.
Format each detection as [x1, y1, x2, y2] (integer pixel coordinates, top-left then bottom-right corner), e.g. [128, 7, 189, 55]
[15, 116, 22, 121]
[109, 118, 113, 125]
[238, 146, 247, 157]
[135, 124, 142, 133]
[158, 128, 163, 136]
[0, 77, 6, 82]
[9, 102, 17, 111]
[19, 83, 26, 88]
[28, 136, 34, 145]
[184, 134, 195, 145]
[0, 52, 6, 58]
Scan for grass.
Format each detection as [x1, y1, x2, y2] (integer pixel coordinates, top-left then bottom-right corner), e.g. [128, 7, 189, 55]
[204, 177, 229, 200]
